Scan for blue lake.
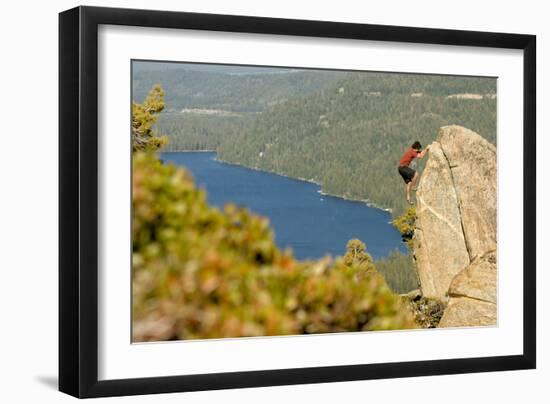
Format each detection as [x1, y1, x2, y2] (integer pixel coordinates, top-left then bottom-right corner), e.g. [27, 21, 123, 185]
[160, 152, 406, 260]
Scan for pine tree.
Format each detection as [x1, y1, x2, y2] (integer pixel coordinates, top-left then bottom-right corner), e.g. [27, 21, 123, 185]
[132, 84, 168, 152]
[343, 239, 376, 272]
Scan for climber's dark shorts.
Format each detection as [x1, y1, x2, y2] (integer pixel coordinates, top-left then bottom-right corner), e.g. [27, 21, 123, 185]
[398, 166, 416, 184]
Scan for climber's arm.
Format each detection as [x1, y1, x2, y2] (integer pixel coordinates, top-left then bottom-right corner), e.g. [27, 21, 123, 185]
[417, 145, 430, 159]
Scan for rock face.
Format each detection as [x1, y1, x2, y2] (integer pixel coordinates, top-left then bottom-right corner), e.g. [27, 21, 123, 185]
[438, 297, 496, 327]
[448, 250, 497, 304]
[438, 251, 497, 327]
[413, 125, 497, 328]
[414, 141, 470, 298]
[438, 126, 497, 260]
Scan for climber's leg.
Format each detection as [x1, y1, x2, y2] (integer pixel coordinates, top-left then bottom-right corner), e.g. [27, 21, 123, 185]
[398, 166, 416, 204]
[406, 181, 415, 204]
[411, 171, 418, 191]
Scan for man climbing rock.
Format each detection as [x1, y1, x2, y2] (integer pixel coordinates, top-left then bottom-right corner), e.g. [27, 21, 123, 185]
[398, 141, 429, 204]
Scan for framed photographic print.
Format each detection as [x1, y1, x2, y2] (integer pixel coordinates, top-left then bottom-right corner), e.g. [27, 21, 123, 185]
[59, 5, 536, 398]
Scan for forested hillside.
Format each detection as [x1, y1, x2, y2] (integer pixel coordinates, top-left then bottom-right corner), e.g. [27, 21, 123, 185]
[156, 113, 252, 151]
[132, 67, 344, 112]
[217, 72, 496, 215]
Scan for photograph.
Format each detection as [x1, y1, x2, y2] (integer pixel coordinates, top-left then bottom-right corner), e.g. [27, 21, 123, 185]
[131, 60, 498, 342]
[54, 4, 537, 399]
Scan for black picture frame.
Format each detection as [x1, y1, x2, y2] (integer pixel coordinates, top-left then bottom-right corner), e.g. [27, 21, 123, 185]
[59, 5, 536, 398]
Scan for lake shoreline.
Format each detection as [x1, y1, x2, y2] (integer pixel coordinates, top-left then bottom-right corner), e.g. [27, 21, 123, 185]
[162, 149, 394, 214]
[161, 151, 406, 259]
[216, 156, 393, 214]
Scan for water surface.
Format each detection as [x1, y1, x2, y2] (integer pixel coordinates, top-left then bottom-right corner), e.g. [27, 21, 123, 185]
[160, 152, 406, 260]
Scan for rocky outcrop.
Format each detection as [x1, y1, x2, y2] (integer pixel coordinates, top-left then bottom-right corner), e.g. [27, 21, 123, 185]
[413, 125, 496, 328]
[438, 251, 497, 327]
[414, 141, 470, 298]
[438, 126, 497, 260]
[438, 297, 496, 327]
[447, 250, 497, 304]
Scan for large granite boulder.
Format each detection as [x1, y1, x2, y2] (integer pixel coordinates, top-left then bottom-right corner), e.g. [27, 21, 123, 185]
[448, 250, 497, 304]
[438, 251, 497, 327]
[438, 126, 497, 260]
[437, 297, 496, 327]
[414, 141, 470, 299]
[413, 125, 497, 327]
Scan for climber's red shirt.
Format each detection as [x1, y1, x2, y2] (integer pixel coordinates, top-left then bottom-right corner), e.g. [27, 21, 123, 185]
[399, 148, 420, 167]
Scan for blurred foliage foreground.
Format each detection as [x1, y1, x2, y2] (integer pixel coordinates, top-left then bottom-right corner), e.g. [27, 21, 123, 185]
[132, 152, 416, 341]
[131, 85, 416, 341]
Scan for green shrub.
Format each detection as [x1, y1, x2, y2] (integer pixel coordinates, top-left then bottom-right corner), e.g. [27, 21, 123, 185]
[132, 152, 416, 341]
[132, 84, 168, 152]
[392, 207, 416, 250]
[401, 293, 446, 328]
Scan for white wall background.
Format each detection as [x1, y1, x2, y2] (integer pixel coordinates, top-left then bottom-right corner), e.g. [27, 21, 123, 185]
[0, 0, 546, 402]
